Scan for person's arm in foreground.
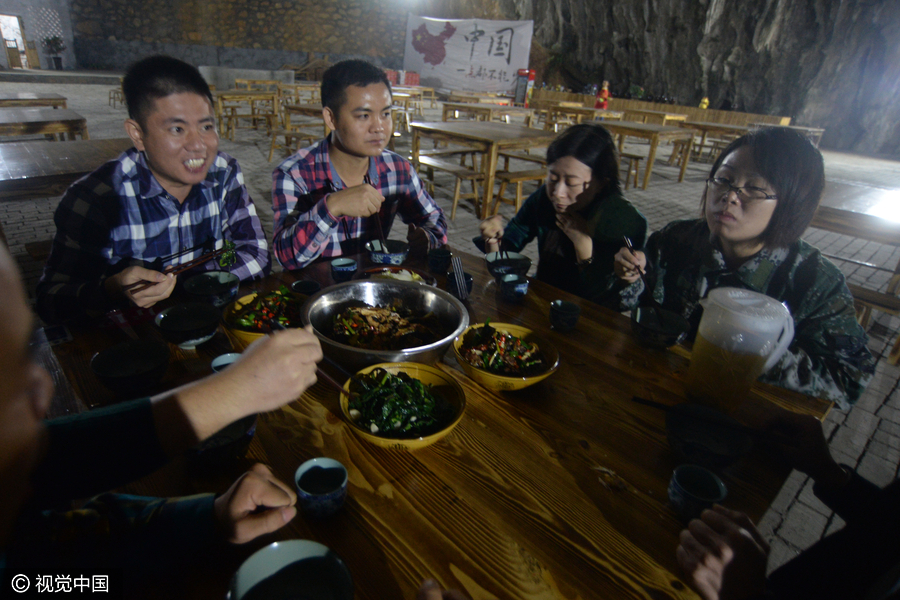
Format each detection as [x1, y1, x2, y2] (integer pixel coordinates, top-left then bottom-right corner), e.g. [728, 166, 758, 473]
[30, 327, 322, 503]
[417, 579, 470, 600]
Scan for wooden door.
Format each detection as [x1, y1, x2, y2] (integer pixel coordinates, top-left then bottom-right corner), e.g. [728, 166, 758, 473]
[5, 39, 22, 68]
[24, 40, 39, 68]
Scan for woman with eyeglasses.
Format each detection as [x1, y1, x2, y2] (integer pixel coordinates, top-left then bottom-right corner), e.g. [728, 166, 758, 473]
[614, 126, 873, 408]
[478, 123, 648, 308]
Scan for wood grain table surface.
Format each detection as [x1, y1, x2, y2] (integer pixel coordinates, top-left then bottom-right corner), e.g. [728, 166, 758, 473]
[0, 137, 132, 202]
[0, 107, 89, 140]
[599, 121, 696, 189]
[411, 121, 557, 219]
[0, 91, 67, 109]
[43, 248, 830, 600]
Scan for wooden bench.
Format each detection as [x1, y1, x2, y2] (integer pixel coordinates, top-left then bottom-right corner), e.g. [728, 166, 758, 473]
[417, 155, 483, 220]
[620, 152, 643, 190]
[498, 150, 547, 171]
[268, 126, 319, 162]
[490, 168, 546, 215]
[807, 205, 900, 363]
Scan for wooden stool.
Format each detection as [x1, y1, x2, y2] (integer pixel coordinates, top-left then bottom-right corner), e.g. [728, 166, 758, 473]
[491, 168, 546, 215]
[620, 152, 643, 190]
[268, 127, 319, 162]
[417, 155, 483, 220]
[109, 88, 124, 108]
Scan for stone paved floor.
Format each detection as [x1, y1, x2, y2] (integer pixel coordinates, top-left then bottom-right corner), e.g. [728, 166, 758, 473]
[2, 80, 899, 573]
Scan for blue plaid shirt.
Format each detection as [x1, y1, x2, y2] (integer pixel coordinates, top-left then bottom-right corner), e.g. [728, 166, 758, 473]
[36, 148, 270, 324]
[272, 135, 448, 270]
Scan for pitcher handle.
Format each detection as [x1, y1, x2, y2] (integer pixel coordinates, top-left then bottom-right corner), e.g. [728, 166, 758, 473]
[763, 314, 795, 372]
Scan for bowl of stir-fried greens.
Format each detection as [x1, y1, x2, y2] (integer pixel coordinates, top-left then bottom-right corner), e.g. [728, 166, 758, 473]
[340, 363, 466, 450]
[453, 322, 560, 391]
[223, 285, 306, 346]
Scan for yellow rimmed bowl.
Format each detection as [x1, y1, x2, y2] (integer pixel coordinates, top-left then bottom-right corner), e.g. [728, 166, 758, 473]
[223, 290, 306, 347]
[340, 362, 466, 450]
[452, 323, 560, 391]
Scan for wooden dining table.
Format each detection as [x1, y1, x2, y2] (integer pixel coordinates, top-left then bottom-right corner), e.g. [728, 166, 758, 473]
[0, 137, 133, 202]
[0, 107, 89, 140]
[600, 121, 695, 189]
[623, 108, 689, 126]
[441, 101, 534, 125]
[411, 120, 557, 219]
[41, 248, 830, 600]
[0, 91, 68, 109]
[447, 92, 513, 105]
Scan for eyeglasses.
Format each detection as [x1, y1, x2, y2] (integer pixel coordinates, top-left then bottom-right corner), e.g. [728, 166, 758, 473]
[707, 177, 777, 204]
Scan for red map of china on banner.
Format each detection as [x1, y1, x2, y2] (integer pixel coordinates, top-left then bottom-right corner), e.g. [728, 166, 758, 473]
[403, 15, 533, 93]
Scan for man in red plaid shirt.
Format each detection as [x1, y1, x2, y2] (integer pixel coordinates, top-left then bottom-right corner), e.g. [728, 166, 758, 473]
[272, 60, 448, 270]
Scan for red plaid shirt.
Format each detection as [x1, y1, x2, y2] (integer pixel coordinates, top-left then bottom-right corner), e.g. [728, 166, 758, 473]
[272, 135, 448, 269]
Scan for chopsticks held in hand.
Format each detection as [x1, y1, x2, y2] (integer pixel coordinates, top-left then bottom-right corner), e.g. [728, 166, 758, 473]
[123, 246, 228, 294]
[264, 318, 357, 400]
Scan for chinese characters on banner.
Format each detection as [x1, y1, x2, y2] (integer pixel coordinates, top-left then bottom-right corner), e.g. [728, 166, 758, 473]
[403, 15, 533, 93]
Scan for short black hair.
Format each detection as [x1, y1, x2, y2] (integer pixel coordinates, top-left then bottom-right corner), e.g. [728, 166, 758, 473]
[546, 123, 621, 194]
[702, 127, 825, 248]
[321, 59, 392, 114]
[123, 55, 214, 128]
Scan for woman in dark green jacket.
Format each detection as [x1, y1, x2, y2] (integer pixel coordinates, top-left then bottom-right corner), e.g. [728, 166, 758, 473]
[477, 123, 647, 308]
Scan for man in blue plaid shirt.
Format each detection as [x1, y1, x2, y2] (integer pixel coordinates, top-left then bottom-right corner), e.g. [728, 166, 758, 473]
[272, 59, 448, 270]
[36, 56, 270, 324]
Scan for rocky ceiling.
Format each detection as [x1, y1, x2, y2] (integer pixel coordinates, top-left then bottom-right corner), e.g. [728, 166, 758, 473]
[414, 0, 900, 157]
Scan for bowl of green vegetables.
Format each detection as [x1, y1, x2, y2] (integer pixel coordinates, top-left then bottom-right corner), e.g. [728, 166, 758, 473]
[340, 362, 466, 450]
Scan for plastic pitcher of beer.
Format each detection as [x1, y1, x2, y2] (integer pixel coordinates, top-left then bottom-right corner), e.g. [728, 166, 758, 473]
[686, 287, 794, 412]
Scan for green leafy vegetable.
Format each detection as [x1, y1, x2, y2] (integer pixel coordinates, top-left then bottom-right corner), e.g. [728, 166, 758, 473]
[348, 368, 453, 438]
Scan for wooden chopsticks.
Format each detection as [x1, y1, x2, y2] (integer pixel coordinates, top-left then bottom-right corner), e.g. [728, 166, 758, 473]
[123, 246, 227, 294]
[264, 318, 358, 400]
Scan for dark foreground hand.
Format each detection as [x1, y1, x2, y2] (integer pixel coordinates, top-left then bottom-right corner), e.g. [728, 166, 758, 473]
[214, 463, 298, 544]
[676, 505, 769, 600]
[416, 578, 470, 600]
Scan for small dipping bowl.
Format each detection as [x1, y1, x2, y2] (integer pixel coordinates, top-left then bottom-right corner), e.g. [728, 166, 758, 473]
[500, 274, 529, 302]
[668, 464, 728, 523]
[549, 300, 581, 332]
[211, 352, 242, 373]
[183, 270, 240, 308]
[427, 247, 452, 273]
[291, 279, 322, 296]
[446, 270, 473, 300]
[294, 457, 349, 518]
[154, 302, 221, 349]
[331, 258, 358, 283]
[630, 306, 690, 349]
[228, 540, 354, 600]
[365, 240, 409, 265]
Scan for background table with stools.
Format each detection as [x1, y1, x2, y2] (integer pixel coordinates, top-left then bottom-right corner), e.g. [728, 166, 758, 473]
[0, 107, 89, 140]
[411, 120, 556, 219]
[0, 92, 67, 109]
[600, 121, 695, 189]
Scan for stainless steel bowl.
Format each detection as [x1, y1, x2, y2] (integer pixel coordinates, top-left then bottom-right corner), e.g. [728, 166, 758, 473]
[301, 280, 470, 369]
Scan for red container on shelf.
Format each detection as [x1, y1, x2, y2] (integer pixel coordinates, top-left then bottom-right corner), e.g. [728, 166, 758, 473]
[404, 72, 420, 86]
[384, 70, 398, 85]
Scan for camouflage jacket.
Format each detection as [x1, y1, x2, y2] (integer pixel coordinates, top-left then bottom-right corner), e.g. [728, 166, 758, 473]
[619, 219, 874, 409]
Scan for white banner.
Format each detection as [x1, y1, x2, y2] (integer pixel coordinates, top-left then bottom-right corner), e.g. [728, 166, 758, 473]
[403, 15, 533, 93]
